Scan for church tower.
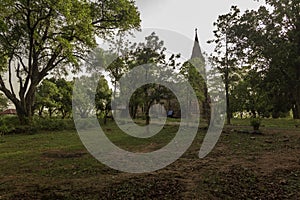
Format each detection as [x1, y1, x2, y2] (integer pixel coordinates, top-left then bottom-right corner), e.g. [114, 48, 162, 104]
[191, 28, 205, 62]
[190, 28, 210, 122]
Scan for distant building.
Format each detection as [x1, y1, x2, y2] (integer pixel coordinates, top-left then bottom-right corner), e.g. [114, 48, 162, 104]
[0, 109, 17, 115]
[189, 28, 210, 121]
[163, 29, 210, 120]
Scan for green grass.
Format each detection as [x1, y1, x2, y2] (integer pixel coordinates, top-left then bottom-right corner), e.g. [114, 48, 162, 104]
[231, 118, 300, 129]
[0, 121, 186, 199]
[0, 119, 299, 199]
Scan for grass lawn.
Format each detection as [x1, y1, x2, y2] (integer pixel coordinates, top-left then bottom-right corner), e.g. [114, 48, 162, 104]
[0, 119, 299, 199]
[231, 118, 300, 129]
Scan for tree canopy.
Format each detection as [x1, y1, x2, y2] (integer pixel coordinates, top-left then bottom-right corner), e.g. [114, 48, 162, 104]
[235, 0, 299, 118]
[209, 0, 300, 119]
[0, 0, 140, 124]
[208, 6, 241, 124]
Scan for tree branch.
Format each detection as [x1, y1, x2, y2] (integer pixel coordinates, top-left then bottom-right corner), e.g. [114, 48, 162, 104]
[8, 57, 16, 96]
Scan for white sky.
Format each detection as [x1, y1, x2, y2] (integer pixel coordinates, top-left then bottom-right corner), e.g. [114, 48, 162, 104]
[135, 0, 265, 54]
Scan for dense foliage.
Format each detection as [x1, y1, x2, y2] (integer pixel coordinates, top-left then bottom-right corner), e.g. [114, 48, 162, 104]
[0, 0, 140, 124]
[209, 0, 300, 119]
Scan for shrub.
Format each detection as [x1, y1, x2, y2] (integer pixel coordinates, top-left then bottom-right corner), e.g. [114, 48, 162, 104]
[0, 124, 11, 135]
[0, 115, 75, 134]
[74, 118, 98, 130]
[33, 117, 75, 131]
[0, 116, 18, 135]
[250, 118, 261, 130]
[14, 125, 38, 135]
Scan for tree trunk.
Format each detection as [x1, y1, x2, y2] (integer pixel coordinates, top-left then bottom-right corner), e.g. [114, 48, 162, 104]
[292, 81, 300, 119]
[133, 106, 138, 119]
[104, 112, 107, 125]
[145, 103, 151, 125]
[204, 86, 211, 124]
[225, 82, 231, 125]
[129, 105, 136, 119]
[145, 110, 150, 125]
[293, 101, 300, 119]
[251, 110, 257, 118]
[14, 100, 35, 125]
[61, 111, 66, 119]
[16, 106, 29, 125]
[38, 106, 44, 116]
[49, 109, 53, 117]
[18, 82, 38, 125]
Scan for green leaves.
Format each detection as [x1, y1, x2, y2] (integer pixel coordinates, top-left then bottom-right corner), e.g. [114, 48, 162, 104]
[0, 0, 141, 123]
[91, 0, 140, 32]
[95, 75, 112, 116]
[234, 0, 300, 118]
[208, 5, 242, 124]
[180, 58, 206, 102]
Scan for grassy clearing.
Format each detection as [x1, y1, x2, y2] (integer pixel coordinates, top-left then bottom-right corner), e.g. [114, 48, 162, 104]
[231, 118, 300, 129]
[0, 119, 299, 199]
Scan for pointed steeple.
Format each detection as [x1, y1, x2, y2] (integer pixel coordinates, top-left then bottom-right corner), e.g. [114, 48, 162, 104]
[195, 28, 199, 43]
[189, 29, 210, 122]
[191, 28, 204, 62]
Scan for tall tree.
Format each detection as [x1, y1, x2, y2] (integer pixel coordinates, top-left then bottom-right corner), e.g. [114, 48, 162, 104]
[230, 68, 274, 118]
[125, 32, 180, 125]
[233, 0, 300, 119]
[208, 6, 242, 124]
[35, 79, 59, 117]
[0, 0, 140, 124]
[52, 78, 73, 119]
[89, 32, 180, 124]
[95, 75, 112, 124]
[73, 74, 98, 118]
[87, 47, 119, 98]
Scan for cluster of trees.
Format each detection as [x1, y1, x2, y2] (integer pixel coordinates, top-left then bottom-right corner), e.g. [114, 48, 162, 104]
[0, 0, 201, 125]
[34, 30, 182, 124]
[36, 75, 112, 122]
[73, 74, 112, 122]
[88, 32, 181, 125]
[0, 0, 140, 124]
[34, 78, 73, 118]
[1, 0, 298, 126]
[76, 31, 209, 125]
[209, 0, 300, 123]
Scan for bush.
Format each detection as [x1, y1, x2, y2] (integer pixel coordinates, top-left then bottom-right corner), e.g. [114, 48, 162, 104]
[0, 116, 39, 135]
[0, 116, 18, 135]
[13, 118, 76, 134]
[0, 115, 76, 135]
[14, 125, 38, 135]
[250, 118, 261, 130]
[0, 124, 11, 135]
[74, 118, 98, 130]
[33, 117, 75, 131]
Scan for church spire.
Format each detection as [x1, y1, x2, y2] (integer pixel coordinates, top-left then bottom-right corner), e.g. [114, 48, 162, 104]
[195, 28, 199, 43]
[191, 28, 204, 62]
[189, 29, 210, 122]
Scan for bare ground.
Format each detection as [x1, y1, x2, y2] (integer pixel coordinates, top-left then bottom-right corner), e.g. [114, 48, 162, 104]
[1, 127, 299, 199]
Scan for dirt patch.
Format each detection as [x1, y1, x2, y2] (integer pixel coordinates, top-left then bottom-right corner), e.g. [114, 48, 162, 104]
[253, 150, 300, 174]
[199, 165, 300, 199]
[99, 174, 184, 199]
[2, 127, 300, 199]
[42, 150, 87, 159]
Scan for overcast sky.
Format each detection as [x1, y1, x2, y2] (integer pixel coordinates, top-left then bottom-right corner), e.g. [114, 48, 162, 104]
[135, 0, 265, 54]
